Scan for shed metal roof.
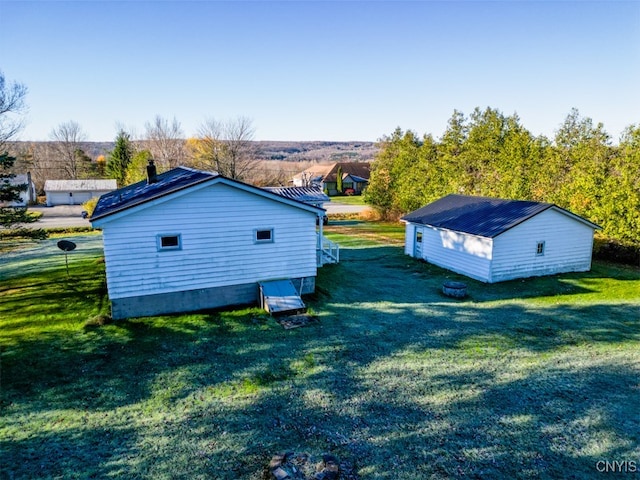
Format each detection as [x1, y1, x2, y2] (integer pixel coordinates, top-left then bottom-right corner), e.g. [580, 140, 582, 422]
[44, 179, 117, 192]
[401, 194, 600, 238]
[263, 186, 330, 204]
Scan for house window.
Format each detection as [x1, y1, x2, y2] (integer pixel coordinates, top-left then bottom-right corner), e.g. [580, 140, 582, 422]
[157, 234, 182, 251]
[536, 241, 545, 256]
[255, 228, 274, 243]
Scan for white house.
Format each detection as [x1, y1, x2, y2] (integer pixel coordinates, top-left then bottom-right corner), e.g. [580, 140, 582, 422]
[402, 194, 601, 283]
[90, 165, 333, 320]
[45, 179, 117, 206]
[0, 173, 36, 206]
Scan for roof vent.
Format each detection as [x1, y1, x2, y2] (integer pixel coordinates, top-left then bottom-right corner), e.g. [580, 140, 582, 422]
[146, 159, 158, 184]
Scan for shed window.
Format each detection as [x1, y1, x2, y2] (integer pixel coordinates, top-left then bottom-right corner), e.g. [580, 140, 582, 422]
[255, 228, 274, 243]
[157, 234, 182, 251]
[536, 241, 545, 256]
[416, 231, 423, 243]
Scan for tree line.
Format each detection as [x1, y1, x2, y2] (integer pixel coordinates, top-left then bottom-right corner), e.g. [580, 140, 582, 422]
[365, 107, 639, 253]
[7, 115, 266, 192]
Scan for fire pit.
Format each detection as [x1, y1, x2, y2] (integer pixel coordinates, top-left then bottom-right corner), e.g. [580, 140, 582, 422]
[442, 281, 467, 298]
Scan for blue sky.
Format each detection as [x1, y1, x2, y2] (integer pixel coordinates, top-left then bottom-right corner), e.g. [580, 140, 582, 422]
[1, 1, 639, 142]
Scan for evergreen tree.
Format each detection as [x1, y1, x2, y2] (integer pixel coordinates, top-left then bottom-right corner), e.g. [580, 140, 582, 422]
[336, 165, 343, 194]
[124, 150, 153, 185]
[106, 130, 134, 186]
[0, 153, 45, 239]
[363, 107, 637, 258]
[599, 125, 640, 247]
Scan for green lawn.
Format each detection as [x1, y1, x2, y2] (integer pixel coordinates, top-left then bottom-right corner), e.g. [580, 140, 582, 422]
[1, 227, 639, 479]
[329, 195, 368, 205]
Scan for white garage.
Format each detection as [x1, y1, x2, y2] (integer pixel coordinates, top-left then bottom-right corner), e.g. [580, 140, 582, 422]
[402, 194, 601, 283]
[44, 179, 117, 206]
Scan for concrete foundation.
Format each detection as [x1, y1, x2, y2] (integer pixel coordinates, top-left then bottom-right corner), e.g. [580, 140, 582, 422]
[110, 276, 315, 320]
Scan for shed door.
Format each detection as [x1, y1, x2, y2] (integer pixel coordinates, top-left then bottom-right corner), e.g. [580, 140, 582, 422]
[414, 228, 423, 258]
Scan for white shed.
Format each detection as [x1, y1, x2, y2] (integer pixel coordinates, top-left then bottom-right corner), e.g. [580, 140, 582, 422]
[402, 194, 601, 283]
[44, 179, 117, 206]
[91, 166, 329, 319]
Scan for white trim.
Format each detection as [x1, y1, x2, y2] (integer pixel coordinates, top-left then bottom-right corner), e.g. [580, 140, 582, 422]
[157, 233, 182, 251]
[254, 228, 274, 243]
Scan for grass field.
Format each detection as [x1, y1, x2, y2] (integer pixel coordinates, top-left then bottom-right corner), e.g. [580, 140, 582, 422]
[1, 223, 639, 479]
[329, 195, 368, 206]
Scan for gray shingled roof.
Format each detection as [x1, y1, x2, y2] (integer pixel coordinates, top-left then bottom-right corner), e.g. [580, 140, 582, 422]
[401, 194, 599, 238]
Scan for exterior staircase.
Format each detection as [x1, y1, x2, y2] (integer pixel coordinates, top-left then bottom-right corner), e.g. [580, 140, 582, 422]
[317, 236, 339, 267]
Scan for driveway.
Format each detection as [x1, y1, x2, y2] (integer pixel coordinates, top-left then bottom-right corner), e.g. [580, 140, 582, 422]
[324, 201, 371, 215]
[29, 205, 92, 229]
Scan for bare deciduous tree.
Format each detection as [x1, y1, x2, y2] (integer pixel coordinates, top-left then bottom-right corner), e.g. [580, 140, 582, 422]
[50, 120, 87, 179]
[143, 115, 186, 170]
[0, 72, 28, 151]
[191, 116, 257, 180]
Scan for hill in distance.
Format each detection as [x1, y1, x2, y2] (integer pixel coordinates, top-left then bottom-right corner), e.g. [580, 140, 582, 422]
[71, 140, 379, 163]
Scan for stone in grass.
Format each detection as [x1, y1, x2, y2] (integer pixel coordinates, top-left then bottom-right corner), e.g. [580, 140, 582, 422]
[270, 452, 288, 469]
[315, 454, 340, 480]
[269, 451, 346, 480]
[272, 467, 290, 480]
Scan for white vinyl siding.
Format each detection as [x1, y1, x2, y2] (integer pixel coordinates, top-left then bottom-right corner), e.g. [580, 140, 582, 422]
[422, 226, 493, 282]
[46, 190, 111, 206]
[491, 208, 595, 282]
[100, 183, 318, 300]
[404, 223, 416, 256]
[404, 206, 597, 283]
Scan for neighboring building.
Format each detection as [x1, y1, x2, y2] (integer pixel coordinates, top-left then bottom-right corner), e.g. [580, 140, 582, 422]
[263, 186, 330, 224]
[402, 194, 601, 283]
[293, 162, 370, 195]
[90, 165, 337, 320]
[0, 173, 36, 206]
[45, 179, 117, 206]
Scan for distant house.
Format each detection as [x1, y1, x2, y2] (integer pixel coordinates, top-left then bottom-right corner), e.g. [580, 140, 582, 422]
[0, 173, 36, 207]
[45, 179, 117, 206]
[402, 194, 601, 283]
[91, 164, 337, 320]
[293, 162, 370, 195]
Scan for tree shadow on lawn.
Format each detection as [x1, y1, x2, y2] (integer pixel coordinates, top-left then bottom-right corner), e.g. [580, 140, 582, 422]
[122, 302, 638, 479]
[0, 423, 141, 479]
[0, 235, 104, 282]
[177, 297, 639, 478]
[328, 245, 640, 305]
[2, 244, 638, 478]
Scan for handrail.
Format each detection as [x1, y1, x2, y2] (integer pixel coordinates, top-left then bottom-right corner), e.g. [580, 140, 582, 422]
[317, 236, 339, 266]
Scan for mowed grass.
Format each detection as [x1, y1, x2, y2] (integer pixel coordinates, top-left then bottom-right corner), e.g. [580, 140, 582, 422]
[329, 195, 368, 206]
[1, 225, 639, 479]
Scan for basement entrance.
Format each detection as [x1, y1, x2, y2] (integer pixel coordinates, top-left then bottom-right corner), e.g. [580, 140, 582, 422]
[258, 279, 306, 316]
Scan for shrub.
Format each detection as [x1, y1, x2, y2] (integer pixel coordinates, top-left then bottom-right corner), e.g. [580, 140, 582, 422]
[593, 236, 640, 266]
[82, 197, 99, 217]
